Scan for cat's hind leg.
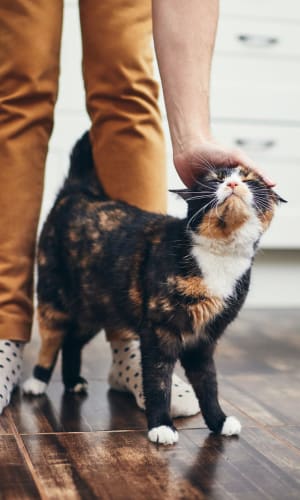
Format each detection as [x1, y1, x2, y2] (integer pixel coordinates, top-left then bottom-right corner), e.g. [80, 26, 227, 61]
[180, 342, 241, 436]
[140, 329, 179, 445]
[62, 336, 88, 393]
[23, 304, 69, 395]
[108, 339, 200, 417]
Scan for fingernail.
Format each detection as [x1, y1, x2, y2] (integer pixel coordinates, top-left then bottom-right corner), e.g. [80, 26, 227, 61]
[264, 177, 276, 187]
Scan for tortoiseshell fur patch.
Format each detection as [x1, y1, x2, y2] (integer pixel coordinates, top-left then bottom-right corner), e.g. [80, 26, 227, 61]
[28, 132, 285, 441]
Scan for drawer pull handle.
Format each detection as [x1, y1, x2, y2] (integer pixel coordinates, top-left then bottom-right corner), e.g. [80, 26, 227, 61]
[235, 139, 276, 151]
[237, 34, 279, 47]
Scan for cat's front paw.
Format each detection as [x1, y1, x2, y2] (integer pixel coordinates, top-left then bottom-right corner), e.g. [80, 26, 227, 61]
[23, 377, 47, 396]
[148, 425, 179, 445]
[221, 416, 242, 436]
[65, 376, 88, 394]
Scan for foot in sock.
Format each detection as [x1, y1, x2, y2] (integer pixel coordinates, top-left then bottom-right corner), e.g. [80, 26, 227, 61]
[0, 340, 24, 414]
[108, 340, 200, 418]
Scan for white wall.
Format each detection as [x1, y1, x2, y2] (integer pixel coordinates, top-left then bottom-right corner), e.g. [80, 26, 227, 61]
[42, 0, 300, 308]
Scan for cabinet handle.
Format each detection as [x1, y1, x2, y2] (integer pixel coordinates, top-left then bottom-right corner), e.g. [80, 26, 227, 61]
[235, 139, 276, 151]
[237, 34, 279, 48]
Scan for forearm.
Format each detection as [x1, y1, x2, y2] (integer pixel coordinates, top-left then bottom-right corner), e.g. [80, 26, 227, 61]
[152, 0, 219, 156]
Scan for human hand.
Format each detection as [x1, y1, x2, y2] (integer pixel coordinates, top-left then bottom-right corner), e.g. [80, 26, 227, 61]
[173, 138, 275, 188]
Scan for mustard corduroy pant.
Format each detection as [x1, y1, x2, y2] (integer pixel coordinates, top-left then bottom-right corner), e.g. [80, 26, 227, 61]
[0, 0, 166, 342]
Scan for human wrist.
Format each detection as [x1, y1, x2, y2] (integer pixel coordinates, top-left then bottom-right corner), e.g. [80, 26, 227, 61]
[169, 93, 212, 158]
[173, 132, 213, 159]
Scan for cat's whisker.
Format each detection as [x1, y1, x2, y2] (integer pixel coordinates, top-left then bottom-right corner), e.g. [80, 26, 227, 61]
[190, 155, 215, 172]
[208, 200, 220, 229]
[194, 182, 216, 192]
[184, 195, 214, 202]
[192, 196, 218, 230]
[186, 191, 215, 197]
[252, 196, 271, 207]
[187, 199, 215, 230]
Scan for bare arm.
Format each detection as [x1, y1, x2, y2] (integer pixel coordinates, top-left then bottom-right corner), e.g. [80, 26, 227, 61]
[152, 0, 274, 187]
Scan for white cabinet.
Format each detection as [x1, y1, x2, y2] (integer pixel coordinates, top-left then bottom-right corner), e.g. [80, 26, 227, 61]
[215, 18, 300, 58]
[219, 0, 300, 21]
[211, 1, 300, 248]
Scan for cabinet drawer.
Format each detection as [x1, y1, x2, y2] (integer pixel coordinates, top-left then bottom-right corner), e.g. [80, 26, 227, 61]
[211, 56, 300, 122]
[211, 85, 300, 123]
[211, 123, 300, 162]
[216, 18, 300, 58]
[212, 55, 300, 88]
[220, 0, 300, 21]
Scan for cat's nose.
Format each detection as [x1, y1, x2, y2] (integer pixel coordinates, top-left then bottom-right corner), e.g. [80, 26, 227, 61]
[227, 181, 239, 189]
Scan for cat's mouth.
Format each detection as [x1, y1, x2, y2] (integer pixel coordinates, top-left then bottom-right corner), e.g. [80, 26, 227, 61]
[219, 191, 250, 207]
[217, 181, 254, 209]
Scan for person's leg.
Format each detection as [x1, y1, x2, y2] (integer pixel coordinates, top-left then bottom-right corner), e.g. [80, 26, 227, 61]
[79, 0, 167, 213]
[80, 0, 199, 417]
[0, 0, 63, 412]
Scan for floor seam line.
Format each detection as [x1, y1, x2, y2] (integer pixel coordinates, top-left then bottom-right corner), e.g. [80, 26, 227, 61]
[7, 410, 47, 500]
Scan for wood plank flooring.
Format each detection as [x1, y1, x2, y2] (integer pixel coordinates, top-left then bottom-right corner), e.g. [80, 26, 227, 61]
[0, 309, 299, 499]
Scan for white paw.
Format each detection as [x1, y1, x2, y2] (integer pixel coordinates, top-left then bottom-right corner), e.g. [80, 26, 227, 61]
[23, 377, 47, 396]
[69, 382, 88, 393]
[148, 425, 179, 445]
[221, 416, 242, 436]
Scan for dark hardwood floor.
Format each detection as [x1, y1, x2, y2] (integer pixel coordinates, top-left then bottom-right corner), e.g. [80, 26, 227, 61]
[1, 309, 299, 499]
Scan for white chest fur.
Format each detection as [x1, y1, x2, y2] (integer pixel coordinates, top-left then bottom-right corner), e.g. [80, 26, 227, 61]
[191, 215, 262, 299]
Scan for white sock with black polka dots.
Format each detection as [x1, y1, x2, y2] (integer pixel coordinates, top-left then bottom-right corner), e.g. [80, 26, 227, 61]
[108, 340, 200, 418]
[0, 340, 24, 414]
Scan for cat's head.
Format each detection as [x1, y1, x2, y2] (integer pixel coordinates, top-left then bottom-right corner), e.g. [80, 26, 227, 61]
[170, 166, 286, 241]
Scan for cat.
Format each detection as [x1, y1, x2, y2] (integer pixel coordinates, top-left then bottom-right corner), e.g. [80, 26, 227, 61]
[23, 132, 285, 445]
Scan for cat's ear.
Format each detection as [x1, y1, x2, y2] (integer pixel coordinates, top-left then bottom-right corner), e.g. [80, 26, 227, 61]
[272, 191, 288, 205]
[169, 188, 193, 202]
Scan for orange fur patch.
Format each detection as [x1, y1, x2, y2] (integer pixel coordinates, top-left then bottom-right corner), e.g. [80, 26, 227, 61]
[91, 243, 102, 254]
[38, 304, 69, 326]
[173, 275, 206, 299]
[98, 209, 124, 231]
[106, 327, 138, 341]
[69, 230, 80, 242]
[129, 285, 142, 307]
[37, 308, 67, 368]
[201, 195, 250, 239]
[168, 275, 223, 334]
[188, 296, 223, 332]
[149, 296, 173, 313]
[38, 251, 47, 266]
[259, 207, 274, 231]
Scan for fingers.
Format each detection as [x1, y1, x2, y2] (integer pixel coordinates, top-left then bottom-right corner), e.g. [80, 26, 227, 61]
[232, 149, 276, 187]
[175, 164, 197, 188]
[173, 142, 276, 188]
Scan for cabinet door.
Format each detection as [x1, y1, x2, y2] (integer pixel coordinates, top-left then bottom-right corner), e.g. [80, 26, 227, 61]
[220, 0, 300, 21]
[211, 56, 300, 122]
[215, 18, 300, 58]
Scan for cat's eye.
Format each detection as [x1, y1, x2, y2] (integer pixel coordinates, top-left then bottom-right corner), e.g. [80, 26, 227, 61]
[208, 178, 223, 183]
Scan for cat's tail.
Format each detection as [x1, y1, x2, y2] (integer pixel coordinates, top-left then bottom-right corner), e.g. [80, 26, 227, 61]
[64, 131, 108, 198]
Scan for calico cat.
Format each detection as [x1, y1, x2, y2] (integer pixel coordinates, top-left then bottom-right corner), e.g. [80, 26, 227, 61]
[23, 132, 285, 445]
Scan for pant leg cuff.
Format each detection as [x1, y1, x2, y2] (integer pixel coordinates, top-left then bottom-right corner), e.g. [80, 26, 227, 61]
[0, 315, 32, 342]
